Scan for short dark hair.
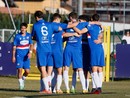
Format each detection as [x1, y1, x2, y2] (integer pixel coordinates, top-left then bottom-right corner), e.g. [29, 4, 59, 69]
[92, 14, 100, 21]
[34, 10, 44, 18]
[52, 13, 61, 21]
[68, 12, 77, 19]
[78, 15, 90, 22]
[20, 23, 27, 28]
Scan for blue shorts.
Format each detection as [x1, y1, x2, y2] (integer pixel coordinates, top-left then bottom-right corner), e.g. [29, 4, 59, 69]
[50, 51, 63, 68]
[16, 54, 30, 69]
[82, 44, 91, 71]
[63, 47, 83, 69]
[90, 46, 105, 67]
[37, 52, 53, 67]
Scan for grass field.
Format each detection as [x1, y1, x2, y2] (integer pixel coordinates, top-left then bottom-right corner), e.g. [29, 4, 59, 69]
[0, 76, 130, 98]
[0, 56, 130, 98]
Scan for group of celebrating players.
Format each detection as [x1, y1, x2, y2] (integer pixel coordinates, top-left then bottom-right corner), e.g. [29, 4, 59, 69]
[12, 10, 105, 95]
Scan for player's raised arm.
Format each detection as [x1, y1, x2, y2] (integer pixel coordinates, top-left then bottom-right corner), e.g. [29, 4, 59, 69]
[90, 21, 103, 30]
[73, 27, 88, 35]
[62, 32, 81, 37]
[67, 22, 79, 28]
[31, 26, 36, 40]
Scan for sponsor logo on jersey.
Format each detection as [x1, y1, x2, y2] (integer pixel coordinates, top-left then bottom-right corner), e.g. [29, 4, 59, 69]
[20, 40, 29, 45]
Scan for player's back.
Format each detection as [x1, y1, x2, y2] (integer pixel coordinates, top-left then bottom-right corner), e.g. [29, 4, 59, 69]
[51, 22, 65, 52]
[32, 20, 53, 52]
[87, 24, 102, 49]
[66, 22, 88, 48]
[88, 24, 101, 41]
[65, 25, 82, 48]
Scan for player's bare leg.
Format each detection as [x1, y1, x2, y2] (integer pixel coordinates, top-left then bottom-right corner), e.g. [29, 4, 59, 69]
[22, 69, 29, 79]
[38, 66, 51, 94]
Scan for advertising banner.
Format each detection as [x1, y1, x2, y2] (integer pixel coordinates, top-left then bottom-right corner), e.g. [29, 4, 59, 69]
[0, 42, 16, 76]
[116, 44, 130, 78]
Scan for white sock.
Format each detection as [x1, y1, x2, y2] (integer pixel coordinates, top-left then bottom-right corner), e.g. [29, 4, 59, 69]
[51, 70, 55, 79]
[91, 73, 96, 88]
[79, 71, 86, 90]
[22, 76, 26, 80]
[22, 76, 26, 86]
[98, 72, 103, 88]
[63, 70, 69, 90]
[40, 79, 44, 91]
[48, 76, 52, 85]
[71, 71, 77, 90]
[92, 72, 100, 88]
[86, 79, 90, 90]
[48, 76, 52, 91]
[18, 78, 24, 86]
[42, 77, 49, 90]
[57, 75, 62, 90]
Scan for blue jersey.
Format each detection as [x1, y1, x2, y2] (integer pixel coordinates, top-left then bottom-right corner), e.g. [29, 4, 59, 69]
[13, 32, 32, 57]
[86, 24, 105, 66]
[87, 24, 102, 48]
[31, 19, 59, 53]
[51, 22, 67, 52]
[65, 22, 89, 48]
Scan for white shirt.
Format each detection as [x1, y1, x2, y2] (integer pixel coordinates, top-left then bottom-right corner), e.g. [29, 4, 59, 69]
[122, 36, 130, 44]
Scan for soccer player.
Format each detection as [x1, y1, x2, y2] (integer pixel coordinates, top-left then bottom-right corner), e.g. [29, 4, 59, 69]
[50, 13, 66, 94]
[78, 15, 91, 92]
[12, 23, 33, 90]
[50, 13, 79, 94]
[73, 14, 104, 94]
[31, 10, 62, 94]
[63, 12, 88, 94]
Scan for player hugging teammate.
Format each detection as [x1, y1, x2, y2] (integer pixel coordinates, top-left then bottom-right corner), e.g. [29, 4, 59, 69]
[12, 10, 104, 95]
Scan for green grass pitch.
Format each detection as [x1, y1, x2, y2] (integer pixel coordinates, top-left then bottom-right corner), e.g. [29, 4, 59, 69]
[0, 76, 130, 98]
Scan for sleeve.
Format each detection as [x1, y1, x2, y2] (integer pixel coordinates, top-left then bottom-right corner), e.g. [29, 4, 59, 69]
[86, 23, 92, 31]
[52, 23, 59, 33]
[83, 22, 89, 27]
[31, 25, 36, 40]
[60, 23, 68, 30]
